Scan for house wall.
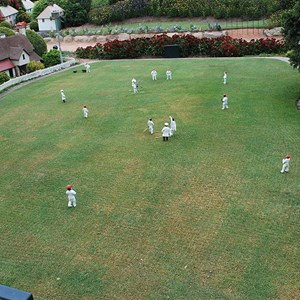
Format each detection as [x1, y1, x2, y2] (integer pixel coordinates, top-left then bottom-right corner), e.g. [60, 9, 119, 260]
[5, 13, 17, 26]
[13, 51, 30, 66]
[38, 18, 61, 32]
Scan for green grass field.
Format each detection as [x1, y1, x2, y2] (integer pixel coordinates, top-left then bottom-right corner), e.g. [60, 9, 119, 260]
[0, 58, 299, 300]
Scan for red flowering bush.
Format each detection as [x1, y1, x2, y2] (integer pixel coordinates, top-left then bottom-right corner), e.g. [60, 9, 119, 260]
[75, 35, 286, 59]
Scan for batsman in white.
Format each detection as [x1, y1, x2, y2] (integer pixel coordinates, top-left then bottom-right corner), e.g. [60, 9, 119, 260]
[161, 122, 171, 141]
[166, 69, 172, 80]
[223, 71, 227, 84]
[66, 185, 76, 208]
[147, 118, 154, 134]
[222, 94, 229, 110]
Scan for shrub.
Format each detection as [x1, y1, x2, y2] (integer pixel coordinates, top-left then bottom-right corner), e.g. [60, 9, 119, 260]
[0, 21, 11, 28]
[26, 61, 45, 73]
[0, 27, 15, 36]
[29, 20, 39, 32]
[42, 50, 61, 67]
[76, 34, 287, 60]
[26, 29, 47, 57]
[0, 72, 10, 84]
[16, 10, 32, 23]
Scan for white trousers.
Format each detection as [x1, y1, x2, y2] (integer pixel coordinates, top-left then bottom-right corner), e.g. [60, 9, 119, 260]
[68, 198, 76, 207]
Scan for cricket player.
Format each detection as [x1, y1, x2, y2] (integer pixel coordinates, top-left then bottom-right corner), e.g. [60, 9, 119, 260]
[66, 185, 76, 208]
[223, 71, 227, 84]
[222, 94, 228, 110]
[169, 116, 177, 136]
[83, 105, 89, 118]
[132, 78, 138, 94]
[61, 90, 66, 103]
[151, 69, 157, 80]
[161, 122, 171, 141]
[280, 154, 291, 173]
[166, 69, 172, 80]
[85, 63, 91, 73]
[147, 118, 154, 134]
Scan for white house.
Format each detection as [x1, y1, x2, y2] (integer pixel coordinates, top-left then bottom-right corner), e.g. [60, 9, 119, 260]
[37, 4, 64, 32]
[0, 5, 18, 26]
[21, 0, 34, 13]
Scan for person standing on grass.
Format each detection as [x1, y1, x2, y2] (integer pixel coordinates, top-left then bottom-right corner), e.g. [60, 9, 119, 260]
[147, 118, 154, 134]
[223, 71, 227, 84]
[161, 122, 171, 141]
[169, 116, 176, 136]
[85, 63, 91, 73]
[280, 154, 291, 173]
[222, 94, 229, 110]
[132, 78, 138, 94]
[66, 185, 76, 208]
[166, 69, 172, 80]
[83, 105, 89, 118]
[60, 90, 66, 103]
[151, 69, 157, 80]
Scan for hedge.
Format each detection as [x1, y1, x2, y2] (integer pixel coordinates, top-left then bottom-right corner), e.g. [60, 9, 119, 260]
[75, 34, 287, 59]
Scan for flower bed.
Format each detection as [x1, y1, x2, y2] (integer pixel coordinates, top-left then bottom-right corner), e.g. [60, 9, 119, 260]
[75, 34, 286, 59]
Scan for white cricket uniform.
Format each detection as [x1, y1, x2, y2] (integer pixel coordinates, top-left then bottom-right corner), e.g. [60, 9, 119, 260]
[132, 79, 138, 94]
[169, 116, 177, 136]
[161, 126, 171, 141]
[83, 107, 89, 118]
[222, 96, 228, 110]
[223, 72, 227, 84]
[85, 64, 91, 73]
[280, 158, 290, 173]
[147, 120, 154, 134]
[166, 70, 172, 80]
[61, 91, 66, 103]
[66, 189, 76, 207]
[151, 70, 157, 80]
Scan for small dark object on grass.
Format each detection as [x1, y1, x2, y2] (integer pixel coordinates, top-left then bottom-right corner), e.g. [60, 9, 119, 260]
[296, 98, 300, 109]
[73, 70, 77, 73]
[82, 69, 86, 73]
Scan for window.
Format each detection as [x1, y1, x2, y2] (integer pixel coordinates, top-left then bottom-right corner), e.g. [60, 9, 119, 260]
[22, 54, 25, 60]
[42, 19, 45, 22]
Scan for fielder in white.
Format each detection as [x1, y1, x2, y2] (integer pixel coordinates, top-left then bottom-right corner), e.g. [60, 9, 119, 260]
[161, 122, 171, 141]
[132, 78, 138, 94]
[222, 94, 229, 110]
[151, 69, 157, 80]
[223, 71, 227, 84]
[83, 105, 89, 118]
[66, 185, 76, 208]
[166, 69, 172, 80]
[280, 154, 291, 173]
[147, 118, 154, 134]
[85, 63, 91, 73]
[169, 116, 177, 136]
[61, 90, 66, 103]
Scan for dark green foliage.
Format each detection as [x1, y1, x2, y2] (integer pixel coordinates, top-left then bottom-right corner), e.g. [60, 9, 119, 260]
[63, 0, 89, 26]
[31, 0, 49, 20]
[0, 0, 9, 5]
[0, 72, 10, 84]
[26, 61, 45, 73]
[282, 1, 300, 70]
[29, 20, 39, 32]
[0, 27, 15, 36]
[42, 49, 61, 67]
[16, 10, 32, 23]
[0, 21, 11, 28]
[26, 29, 47, 57]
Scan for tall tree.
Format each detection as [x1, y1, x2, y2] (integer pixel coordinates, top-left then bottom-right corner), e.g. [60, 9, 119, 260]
[282, 0, 300, 70]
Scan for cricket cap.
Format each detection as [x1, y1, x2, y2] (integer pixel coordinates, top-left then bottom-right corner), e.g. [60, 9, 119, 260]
[286, 154, 291, 158]
[66, 185, 72, 189]
[164, 122, 168, 126]
[61, 89, 64, 92]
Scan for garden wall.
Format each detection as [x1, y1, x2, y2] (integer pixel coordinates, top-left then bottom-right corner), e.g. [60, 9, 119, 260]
[0, 59, 76, 93]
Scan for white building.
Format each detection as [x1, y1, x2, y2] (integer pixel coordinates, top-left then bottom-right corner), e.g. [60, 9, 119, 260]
[37, 4, 64, 32]
[21, 0, 34, 13]
[0, 5, 18, 26]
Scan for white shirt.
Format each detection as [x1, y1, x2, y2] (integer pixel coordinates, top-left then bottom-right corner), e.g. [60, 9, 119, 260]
[282, 158, 290, 166]
[148, 120, 154, 128]
[162, 126, 171, 137]
[222, 96, 228, 104]
[66, 189, 76, 200]
[83, 107, 89, 114]
[132, 79, 137, 87]
[166, 70, 172, 76]
[223, 72, 227, 79]
[61, 91, 66, 100]
[151, 70, 157, 76]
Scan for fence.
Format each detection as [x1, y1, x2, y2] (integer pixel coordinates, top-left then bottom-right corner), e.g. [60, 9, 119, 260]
[0, 59, 76, 93]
